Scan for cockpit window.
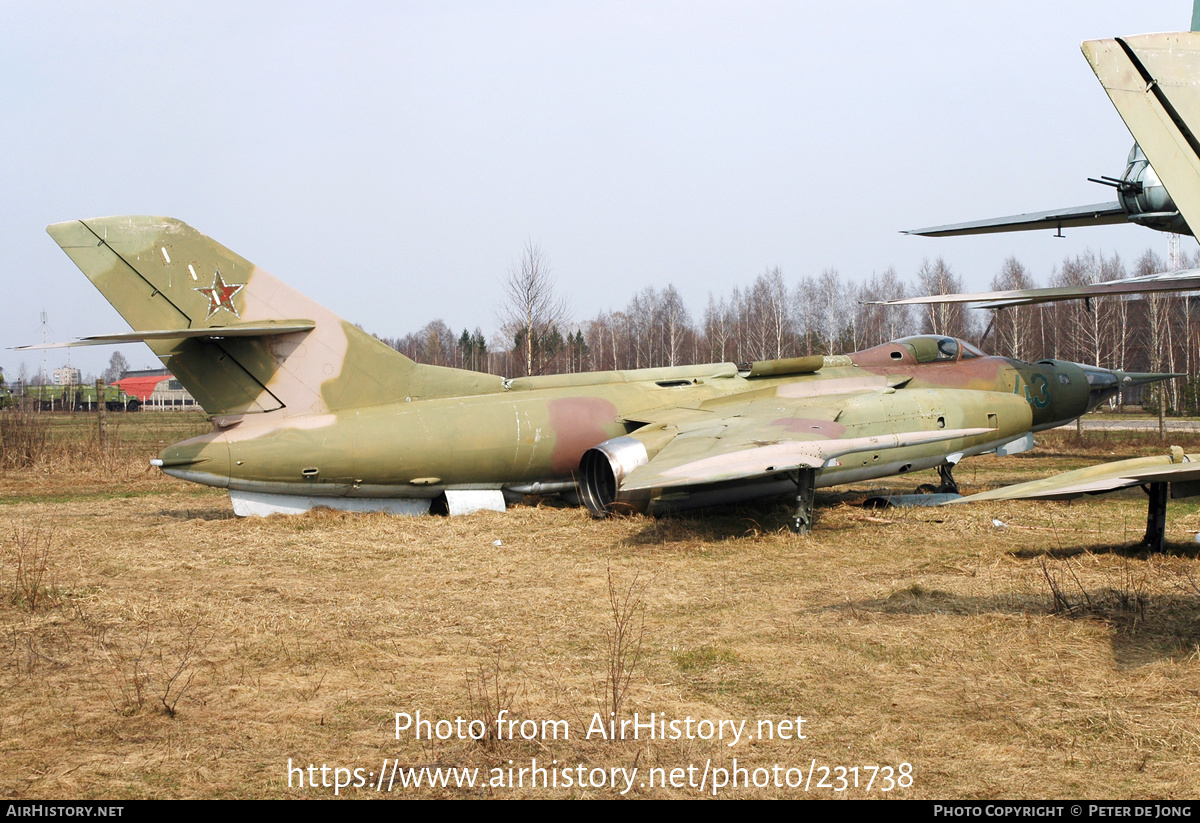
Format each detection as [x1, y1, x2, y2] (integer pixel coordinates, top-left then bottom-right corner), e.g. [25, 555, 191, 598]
[960, 341, 984, 359]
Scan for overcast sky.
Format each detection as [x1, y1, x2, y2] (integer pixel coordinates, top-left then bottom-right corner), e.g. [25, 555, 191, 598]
[2, 1, 1195, 378]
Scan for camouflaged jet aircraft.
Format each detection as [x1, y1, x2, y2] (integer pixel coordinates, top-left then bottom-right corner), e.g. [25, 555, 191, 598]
[40, 28, 1200, 536]
[33, 216, 1174, 533]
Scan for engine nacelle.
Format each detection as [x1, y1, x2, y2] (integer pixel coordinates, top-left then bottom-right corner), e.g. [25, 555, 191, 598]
[578, 436, 655, 516]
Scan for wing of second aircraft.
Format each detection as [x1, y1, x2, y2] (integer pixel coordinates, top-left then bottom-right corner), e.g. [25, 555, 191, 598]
[955, 449, 1200, 502]
[905, 202, 1127, 237]
[870, 268, 1200, 309]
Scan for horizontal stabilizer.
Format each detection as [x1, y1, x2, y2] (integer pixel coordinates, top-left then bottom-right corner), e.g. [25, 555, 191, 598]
[12, 320, 316, 350]
[905, 202, 1126, 237]
[872, 268, 1200, 309]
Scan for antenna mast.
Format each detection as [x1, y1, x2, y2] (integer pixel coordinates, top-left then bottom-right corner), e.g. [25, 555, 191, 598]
[39, 310, 48, 384]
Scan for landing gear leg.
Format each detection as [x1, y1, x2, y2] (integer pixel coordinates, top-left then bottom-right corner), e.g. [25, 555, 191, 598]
[936, 462, 960, 495]
[1140, 482, 1168, 552]
[789, 469, 816, 535]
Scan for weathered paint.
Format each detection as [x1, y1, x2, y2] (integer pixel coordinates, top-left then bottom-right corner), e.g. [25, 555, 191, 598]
[44, 216, 1173, 518]
[546, 397, 622, 475]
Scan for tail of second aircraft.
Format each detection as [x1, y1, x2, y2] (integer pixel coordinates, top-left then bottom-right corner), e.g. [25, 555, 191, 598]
[1084, 32, 1200, 236]
[46, 216, 502, 418]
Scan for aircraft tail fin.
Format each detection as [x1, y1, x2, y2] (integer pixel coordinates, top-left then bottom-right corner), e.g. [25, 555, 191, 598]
[47, 216, 502, 418]
[1083, 33, 1200, 236]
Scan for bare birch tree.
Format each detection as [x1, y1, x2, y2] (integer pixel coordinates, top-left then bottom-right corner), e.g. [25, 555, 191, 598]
[751, 267, 792, 359]
[989, 258, 1036, 360]
[807, 269, 847, 355]
[917, 257, 974, 340]
[502, 241, 569, 376]
[660, 285, 691, 367]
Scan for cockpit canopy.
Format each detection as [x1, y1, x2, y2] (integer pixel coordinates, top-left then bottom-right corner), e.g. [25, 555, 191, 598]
[892, 335, 985, 364]
[848, 335, 988, 368]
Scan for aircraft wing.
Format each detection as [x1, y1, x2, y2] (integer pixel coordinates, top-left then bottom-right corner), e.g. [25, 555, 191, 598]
[621, 407, 990, 492]
[904, 202, 1126, 237]
[871, 268, 1200, 309]
[955, 451, 1200, 503]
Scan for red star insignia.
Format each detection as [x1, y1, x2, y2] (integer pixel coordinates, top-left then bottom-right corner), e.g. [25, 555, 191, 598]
[195, 271, 245, 319]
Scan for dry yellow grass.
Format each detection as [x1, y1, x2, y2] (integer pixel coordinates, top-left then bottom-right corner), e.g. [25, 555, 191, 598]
[1, 415, 1199, 798]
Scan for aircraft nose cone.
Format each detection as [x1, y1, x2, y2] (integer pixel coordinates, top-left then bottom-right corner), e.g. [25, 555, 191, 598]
[153, 431, 231, 489]
[1076, 365, 1181, 414]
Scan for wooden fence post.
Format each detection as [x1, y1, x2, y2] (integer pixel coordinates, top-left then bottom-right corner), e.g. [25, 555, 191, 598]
[95, 379, 107, 451]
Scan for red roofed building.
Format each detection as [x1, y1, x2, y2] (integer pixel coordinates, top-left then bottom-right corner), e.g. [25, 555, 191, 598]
[112, 369, 198, 410]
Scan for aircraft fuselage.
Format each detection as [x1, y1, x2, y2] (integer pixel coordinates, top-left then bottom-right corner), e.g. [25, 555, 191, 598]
[158, 336, 1111, 516]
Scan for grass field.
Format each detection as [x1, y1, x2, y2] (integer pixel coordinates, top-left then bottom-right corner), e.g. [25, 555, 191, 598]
[1, 413, 1198, 799]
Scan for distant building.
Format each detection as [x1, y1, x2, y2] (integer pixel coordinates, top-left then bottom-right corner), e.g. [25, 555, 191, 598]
[52, 366, 81, 385]
[112, 369, 199, 410]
